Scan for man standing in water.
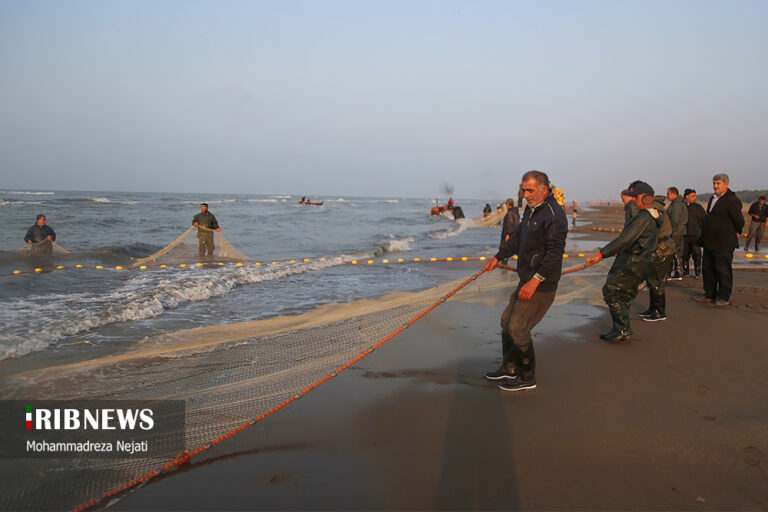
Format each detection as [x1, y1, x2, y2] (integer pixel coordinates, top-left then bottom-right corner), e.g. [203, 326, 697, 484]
[483, 170, 568, 392]
[193, 203, 221, 258]
[24, 214, 56, 249]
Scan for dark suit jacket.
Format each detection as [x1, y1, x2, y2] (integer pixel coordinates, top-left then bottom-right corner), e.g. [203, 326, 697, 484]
[702, 189, 744, 251]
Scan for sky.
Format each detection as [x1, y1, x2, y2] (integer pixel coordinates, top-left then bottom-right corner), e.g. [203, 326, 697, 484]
[1, 0, 766, 201]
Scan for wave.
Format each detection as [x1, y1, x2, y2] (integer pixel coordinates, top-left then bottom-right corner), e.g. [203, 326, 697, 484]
[0, 191, 55, 195]
[0, 200, 44, 206]
[428, 218, 474, 239]
[381, 237, 413, 253]
[0, 253, 371, 361]
[246, 198, 279, 203]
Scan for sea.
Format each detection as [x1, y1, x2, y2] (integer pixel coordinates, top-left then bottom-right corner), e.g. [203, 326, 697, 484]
[3, 189, 577, 374]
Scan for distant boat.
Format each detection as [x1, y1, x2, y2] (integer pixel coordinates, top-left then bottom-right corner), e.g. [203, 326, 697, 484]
[298, 200, 324, 206]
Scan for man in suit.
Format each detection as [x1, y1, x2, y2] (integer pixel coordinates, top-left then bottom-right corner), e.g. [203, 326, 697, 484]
[696, 174, 744, 305]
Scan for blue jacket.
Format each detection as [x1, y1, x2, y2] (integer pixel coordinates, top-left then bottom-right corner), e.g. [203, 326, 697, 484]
[495, 193, 568, 292]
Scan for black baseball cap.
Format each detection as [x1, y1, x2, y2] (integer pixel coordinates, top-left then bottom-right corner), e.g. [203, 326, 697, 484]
[625, 180, 654, 197]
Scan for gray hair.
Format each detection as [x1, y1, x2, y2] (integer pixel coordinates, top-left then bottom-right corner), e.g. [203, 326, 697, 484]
[713, 173, 729, 183]
[521, 170, 550, 189]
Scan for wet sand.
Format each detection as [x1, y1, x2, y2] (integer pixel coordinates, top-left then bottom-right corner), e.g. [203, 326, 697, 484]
[113, 246, 768, 510]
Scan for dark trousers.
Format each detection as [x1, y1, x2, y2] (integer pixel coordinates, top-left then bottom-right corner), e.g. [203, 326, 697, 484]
[499, 287, 556, 383]
[647, 253, 674, 315]
[744, 220, 765, 251]
[602, 253, 653, 332]
[682, 238, 702, 275]
[702, 249, 734, 301]
[671, 234, 685, 275]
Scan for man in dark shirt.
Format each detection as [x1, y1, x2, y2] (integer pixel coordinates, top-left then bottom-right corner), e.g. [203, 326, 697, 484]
[697, 174, 744, 305]
[744, 196, 768, 252]
[682, 189, 706, 278]
[192, 203, 221, 258]
[483, 170, 568, 392]
[24, 214, 56, 244]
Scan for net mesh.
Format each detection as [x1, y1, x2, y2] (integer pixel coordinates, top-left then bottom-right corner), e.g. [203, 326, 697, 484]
[133, 226, 250, 267]
[0, 273, 518, 511]
[16, 240, 70, 254]
[474, 205, 507, 227]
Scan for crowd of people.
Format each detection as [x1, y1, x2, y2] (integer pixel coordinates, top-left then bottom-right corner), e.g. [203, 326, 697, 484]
[481, 171, 759, 393]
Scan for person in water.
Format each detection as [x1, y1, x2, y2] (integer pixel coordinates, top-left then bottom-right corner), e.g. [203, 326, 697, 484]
[193, 203, 221, 257]
[483, 203, 492, 217]
[25, 214, 56, 245]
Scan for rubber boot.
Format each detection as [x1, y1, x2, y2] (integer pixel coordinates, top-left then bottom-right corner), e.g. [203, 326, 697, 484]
[513, 342, 535, 384]
[487, 333, 517, 380]
[600, 303, 633, 342]
[655, 294, 666, 317]
[639, 288, 660, 318]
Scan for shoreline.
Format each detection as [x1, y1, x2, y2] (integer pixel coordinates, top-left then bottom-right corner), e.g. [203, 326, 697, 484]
[112, 269, 768, 511]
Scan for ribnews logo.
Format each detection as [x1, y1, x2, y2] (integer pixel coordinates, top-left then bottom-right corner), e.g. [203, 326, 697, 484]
[2, 400, 185, 459]
[24, 404, 155, 431]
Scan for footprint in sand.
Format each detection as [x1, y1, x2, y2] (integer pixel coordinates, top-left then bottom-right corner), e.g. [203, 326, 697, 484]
[695, 384, 710, 394]
[699, 415, 717, 421]
[743, 446, 764, 467]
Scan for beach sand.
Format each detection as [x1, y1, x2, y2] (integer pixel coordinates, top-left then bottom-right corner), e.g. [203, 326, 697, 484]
[112, 239, 768, 511]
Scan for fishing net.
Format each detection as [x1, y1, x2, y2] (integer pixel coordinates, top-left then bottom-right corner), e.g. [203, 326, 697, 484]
[15, 240, 70, 254]
[0, 272, 520, 511]
[133, 226, 250, 267]
[474, 205, 507, 227]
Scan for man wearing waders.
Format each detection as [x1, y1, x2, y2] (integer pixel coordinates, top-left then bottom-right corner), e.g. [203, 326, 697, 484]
[483, 170, 568, 392]
[193, 203, 221, 258]
[638, 195, 675, 322]
[587, 181, 660, 343]
[666, 187, 688, 280]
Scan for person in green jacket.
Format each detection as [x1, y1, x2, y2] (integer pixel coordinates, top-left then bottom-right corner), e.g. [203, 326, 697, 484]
[666, 187, 688, 279]
[638, 196, 676, 322]
[193, 203, 221, 258]
[587, 181, 661, 342]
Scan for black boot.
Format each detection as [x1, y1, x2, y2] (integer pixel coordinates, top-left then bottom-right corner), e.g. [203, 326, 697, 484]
[600, 303, 633, 342]
[486, 333, 517, 380]
[498, 343, 536, 392]
[643, 294, 666, 322]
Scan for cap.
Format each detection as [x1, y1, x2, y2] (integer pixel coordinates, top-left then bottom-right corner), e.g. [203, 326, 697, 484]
[200, 203, 208, 208]
[625, 180, 654, 197]
[505, 197, 515, 205]
[684, 188, 696, 196]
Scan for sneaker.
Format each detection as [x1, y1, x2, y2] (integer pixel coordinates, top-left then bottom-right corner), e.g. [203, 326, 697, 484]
[498, 379, 536, 392]
[713, 299, 730, 306]
[485, 368, 516, 381]
[641, 311, 666, 322]
[637, 309, 654, 319]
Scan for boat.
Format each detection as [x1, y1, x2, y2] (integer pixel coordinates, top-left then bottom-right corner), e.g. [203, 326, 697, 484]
[298, 200, 324, 206]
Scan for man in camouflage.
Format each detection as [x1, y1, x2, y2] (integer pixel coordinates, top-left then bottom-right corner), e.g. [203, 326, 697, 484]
[638, 195, 675, 322]
[587, 181, 661, 342]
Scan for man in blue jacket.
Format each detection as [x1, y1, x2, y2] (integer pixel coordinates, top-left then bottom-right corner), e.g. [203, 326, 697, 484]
[483, 170, 568, 392]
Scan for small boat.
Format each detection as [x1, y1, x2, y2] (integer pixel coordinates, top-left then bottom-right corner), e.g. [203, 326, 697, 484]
[298, 200, 324, 206]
